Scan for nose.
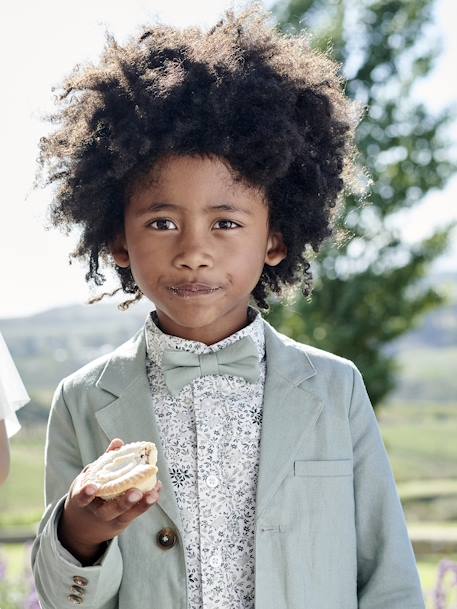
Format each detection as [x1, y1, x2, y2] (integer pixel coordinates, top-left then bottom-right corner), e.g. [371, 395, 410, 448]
[172, 227, 213, 270]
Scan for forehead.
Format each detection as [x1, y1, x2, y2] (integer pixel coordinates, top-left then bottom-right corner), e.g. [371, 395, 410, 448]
[128, 154, 266, 205]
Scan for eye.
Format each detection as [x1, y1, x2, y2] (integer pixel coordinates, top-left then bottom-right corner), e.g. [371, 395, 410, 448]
[148, 219, 177, 230]
[214, 220, 241, 230]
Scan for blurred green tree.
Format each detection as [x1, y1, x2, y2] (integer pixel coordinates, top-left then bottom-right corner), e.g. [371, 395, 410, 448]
[266, 0, 456, 407]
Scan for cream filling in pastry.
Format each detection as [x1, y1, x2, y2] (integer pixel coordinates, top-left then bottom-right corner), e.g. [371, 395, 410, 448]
[80, 441, 158, 501]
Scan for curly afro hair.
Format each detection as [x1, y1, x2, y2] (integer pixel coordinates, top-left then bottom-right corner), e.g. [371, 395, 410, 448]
[36, 4, 361, 311]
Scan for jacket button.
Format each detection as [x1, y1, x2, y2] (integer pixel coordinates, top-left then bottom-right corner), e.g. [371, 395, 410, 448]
[67, 594, 83, 604]
[156, 527, 177, 549]
[72, 575, 88, 587]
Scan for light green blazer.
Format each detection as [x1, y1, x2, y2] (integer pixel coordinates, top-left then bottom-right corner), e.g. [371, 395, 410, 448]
[31, 318, 425, 609]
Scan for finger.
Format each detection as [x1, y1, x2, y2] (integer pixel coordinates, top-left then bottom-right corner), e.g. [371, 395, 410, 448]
[71, 439, 123, 503]
[96, 482, 161, 522]
[93, 487, 143, 521]
[106, 438, 124, 452]
[76, 483, 101, 508]
[144, 484, 161, 505]
[143, 481, 162, 505]
[115, 489, 161, 525]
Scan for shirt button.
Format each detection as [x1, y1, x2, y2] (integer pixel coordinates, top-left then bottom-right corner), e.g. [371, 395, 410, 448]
[67, 594, 83, 604]
[206, 475, 219, 489]
[220, 381, 233, 395]
[201, 398, 215, 408]
[210, 554, 222, 568]
[156, 527, 178, 549]
[72, 576, 88, 587]
[70, 585, 85, 596]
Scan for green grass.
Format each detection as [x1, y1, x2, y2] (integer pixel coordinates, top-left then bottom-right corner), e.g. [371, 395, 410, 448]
[379, 403, 457, 484]
[0, 426, 46, 528]
[393, 347, 457, 403]
[377, 403, 457, 522]
[0, 543, 32, 579]
[398, 480, 457, 501]
[379, 402, 457, 423]
[384, 424, 457, 463]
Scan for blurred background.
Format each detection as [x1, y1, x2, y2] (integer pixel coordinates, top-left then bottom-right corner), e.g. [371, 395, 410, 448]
[0, 0, 456, 607]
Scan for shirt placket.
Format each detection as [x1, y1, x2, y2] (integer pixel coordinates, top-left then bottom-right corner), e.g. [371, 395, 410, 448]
[193, 379, 231, 609]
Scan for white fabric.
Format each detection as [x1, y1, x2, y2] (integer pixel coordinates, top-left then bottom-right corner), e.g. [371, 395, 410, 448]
[0, 331, 30, 437]
[145, 306, 265, 609]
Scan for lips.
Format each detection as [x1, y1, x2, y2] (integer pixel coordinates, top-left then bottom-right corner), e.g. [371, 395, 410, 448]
[167, 283, 222, 296]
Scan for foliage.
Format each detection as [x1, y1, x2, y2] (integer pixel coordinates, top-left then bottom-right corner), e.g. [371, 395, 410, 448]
[267, 0, 456, 406]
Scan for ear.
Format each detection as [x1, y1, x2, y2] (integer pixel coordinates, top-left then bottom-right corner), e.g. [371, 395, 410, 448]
[264, 231, 287, 267]
[110, 232, 130, 268]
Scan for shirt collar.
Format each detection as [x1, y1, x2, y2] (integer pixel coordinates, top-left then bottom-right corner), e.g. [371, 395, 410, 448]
[144, 305, 265, 370]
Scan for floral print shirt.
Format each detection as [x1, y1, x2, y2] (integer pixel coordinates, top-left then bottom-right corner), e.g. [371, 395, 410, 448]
[144, 306, 266, 609]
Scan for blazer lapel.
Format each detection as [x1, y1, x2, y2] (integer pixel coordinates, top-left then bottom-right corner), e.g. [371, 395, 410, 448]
[94, 328, 184, 534]
[256, 320, 324, 520]
[91, 319, 323, 530]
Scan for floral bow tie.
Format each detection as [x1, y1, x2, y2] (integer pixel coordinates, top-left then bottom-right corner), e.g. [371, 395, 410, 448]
[161, 336, 260, 397]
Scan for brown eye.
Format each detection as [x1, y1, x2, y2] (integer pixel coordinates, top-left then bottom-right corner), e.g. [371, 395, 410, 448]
[149, 219, 177, 230]
[214, 220, 240, 230]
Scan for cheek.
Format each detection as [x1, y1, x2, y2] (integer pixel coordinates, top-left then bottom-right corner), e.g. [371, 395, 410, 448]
[230, 242, 268, 282]
[226, 241, 265, 266]
[126, 230, 161, 258]
[126, 243, 161, 282]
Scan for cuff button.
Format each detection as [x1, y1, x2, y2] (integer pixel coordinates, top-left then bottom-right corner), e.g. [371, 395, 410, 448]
[67, 594, 83, 604]
[72, 575, 88, 587]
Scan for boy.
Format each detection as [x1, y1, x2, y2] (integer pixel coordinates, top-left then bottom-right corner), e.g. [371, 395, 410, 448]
[31, 6, 425, 608]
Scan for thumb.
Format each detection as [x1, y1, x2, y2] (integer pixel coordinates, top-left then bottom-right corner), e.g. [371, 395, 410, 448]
[78, 440, 123, 503]
[72, 439, 123, 506]
[106, 438, 124, 452]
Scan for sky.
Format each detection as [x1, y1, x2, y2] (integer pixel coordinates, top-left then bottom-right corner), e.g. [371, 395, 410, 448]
[0, 0, 456, 320]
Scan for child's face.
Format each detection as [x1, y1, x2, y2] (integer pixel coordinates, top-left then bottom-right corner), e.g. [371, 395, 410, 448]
[111, 155, 287, 344]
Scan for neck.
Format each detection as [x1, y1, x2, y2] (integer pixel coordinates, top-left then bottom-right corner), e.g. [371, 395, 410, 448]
[155, 310, 253, 345]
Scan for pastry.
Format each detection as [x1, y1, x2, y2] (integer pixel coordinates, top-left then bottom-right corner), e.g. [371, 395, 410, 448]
[80, 441, 158, 501]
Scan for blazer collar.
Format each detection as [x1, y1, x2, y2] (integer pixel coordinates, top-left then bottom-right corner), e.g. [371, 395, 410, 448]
[263, 318, 316, 385]
[94, 319, 322, 527]
[95, 319, 317, 396]
[95, 327, 145, 397]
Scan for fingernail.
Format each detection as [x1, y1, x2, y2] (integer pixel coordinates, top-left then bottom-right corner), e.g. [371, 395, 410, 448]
[129, 491, 142, 502]
[146, 494, 156, 504]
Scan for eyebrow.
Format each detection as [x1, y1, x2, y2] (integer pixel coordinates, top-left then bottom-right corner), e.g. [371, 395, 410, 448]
[134, 202, 253, 217]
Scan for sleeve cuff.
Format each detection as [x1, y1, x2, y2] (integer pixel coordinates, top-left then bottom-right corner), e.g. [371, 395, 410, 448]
[51, 495, 115, 567]
[32, 494, 123, 607]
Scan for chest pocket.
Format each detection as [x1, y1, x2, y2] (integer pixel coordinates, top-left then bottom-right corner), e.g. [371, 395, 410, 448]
[294, 459, 353, 477]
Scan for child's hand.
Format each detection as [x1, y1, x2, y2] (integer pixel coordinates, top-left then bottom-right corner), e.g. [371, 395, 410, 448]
[57, 438, 162, 565]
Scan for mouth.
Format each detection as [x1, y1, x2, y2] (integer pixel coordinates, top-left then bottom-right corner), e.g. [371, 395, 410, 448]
[167, 284, 222, 297]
